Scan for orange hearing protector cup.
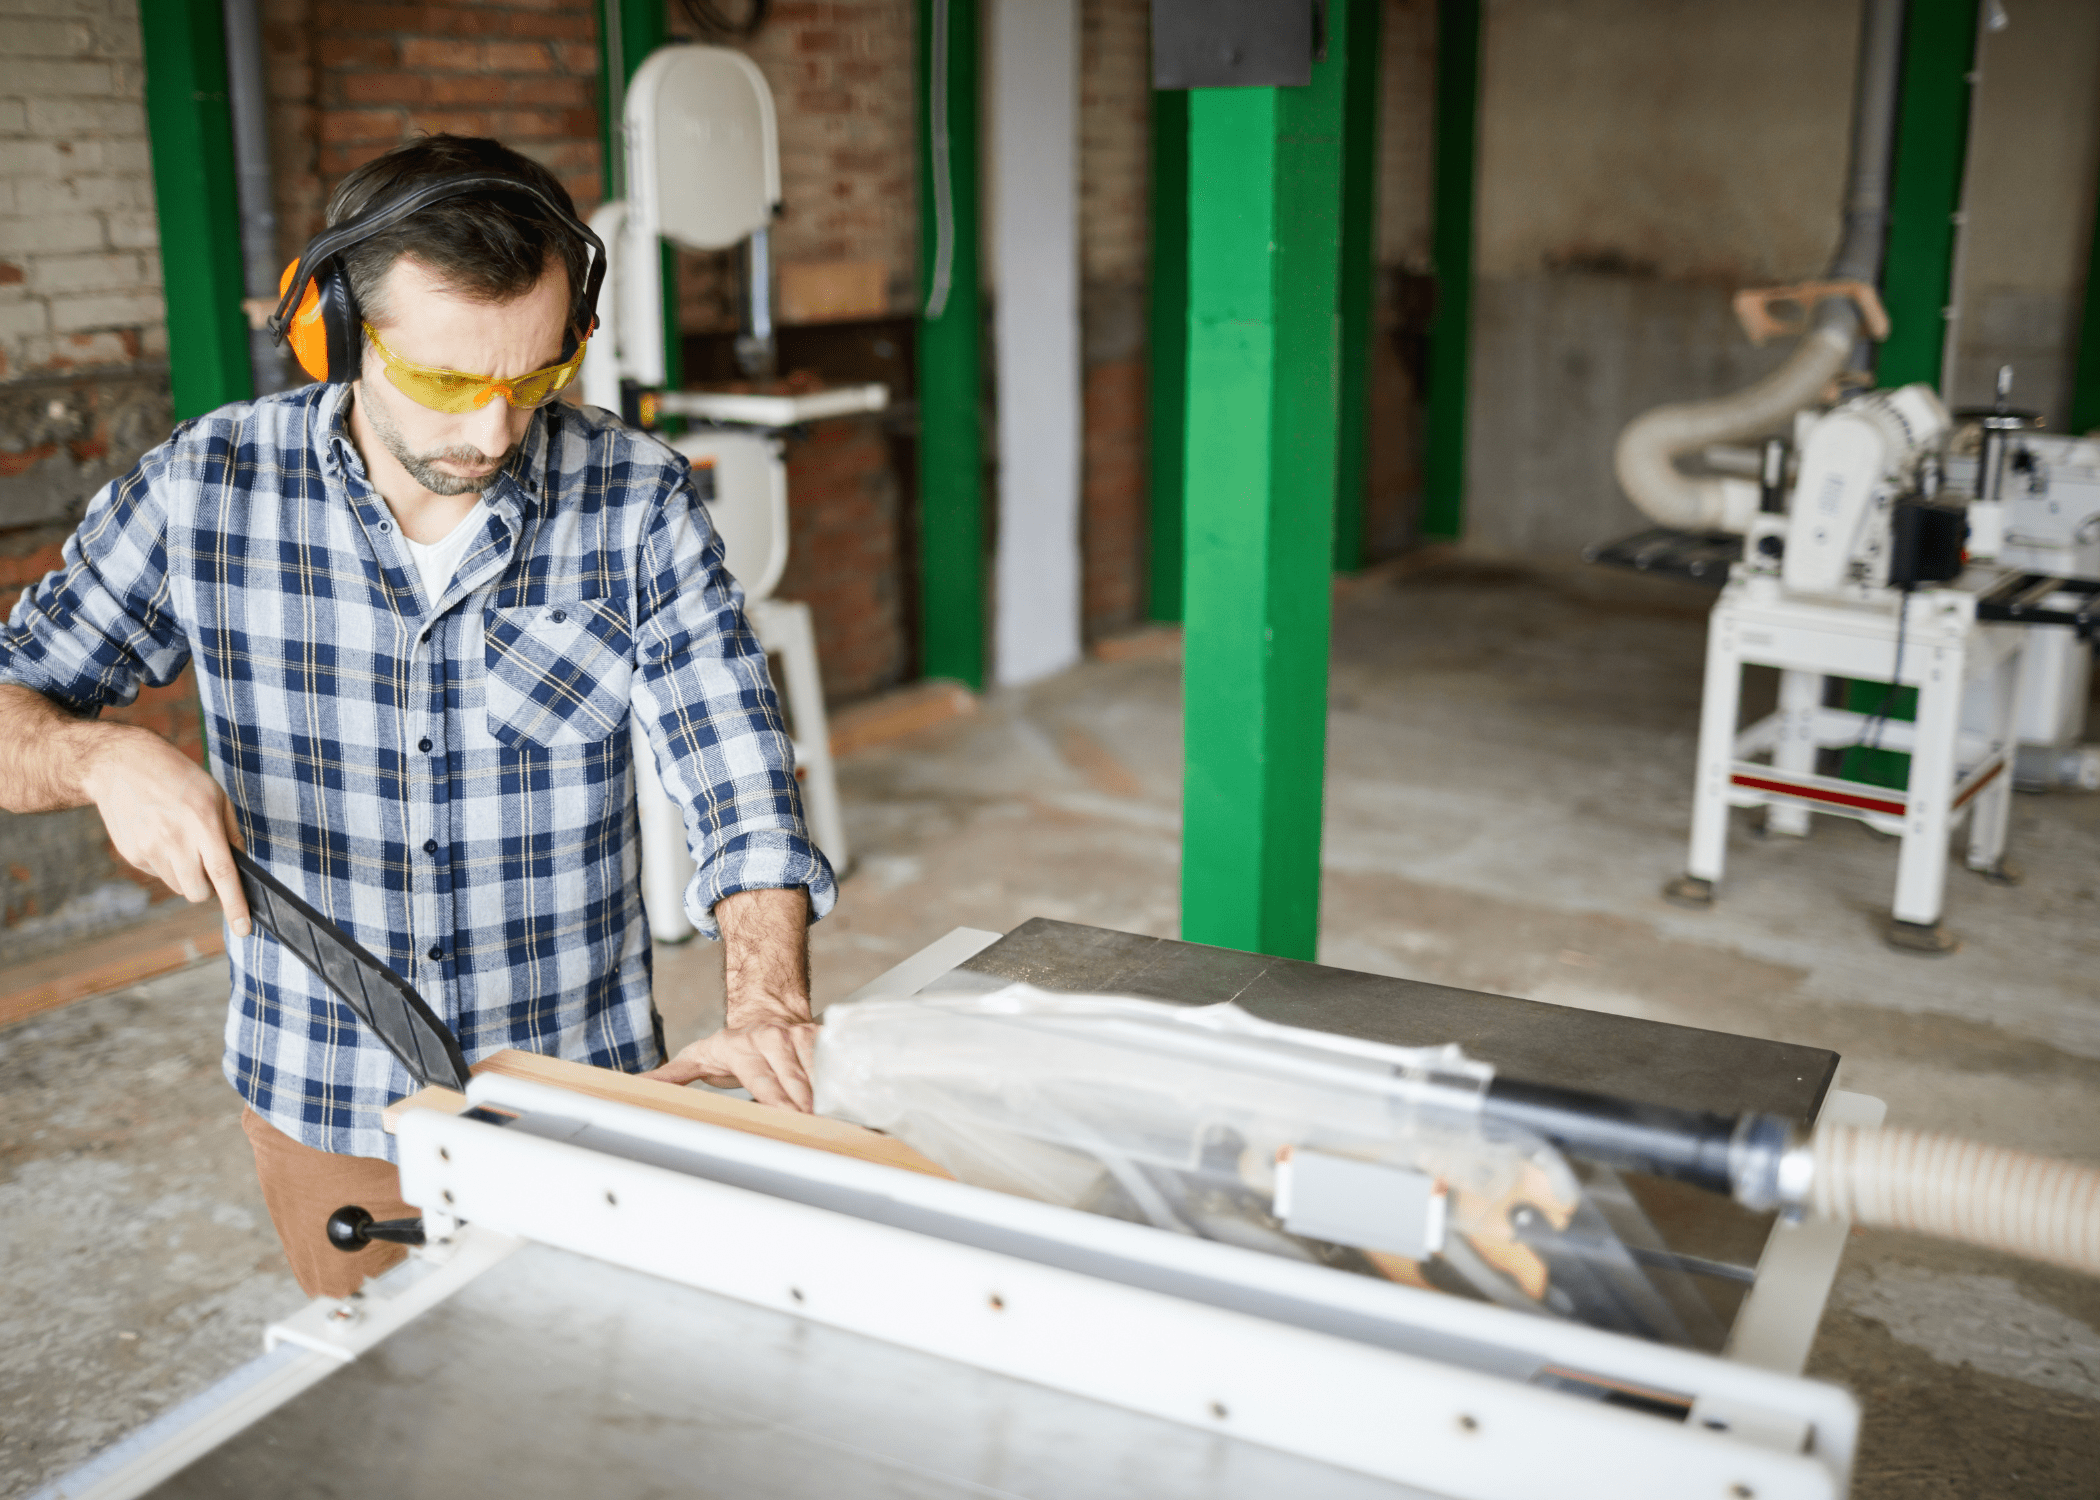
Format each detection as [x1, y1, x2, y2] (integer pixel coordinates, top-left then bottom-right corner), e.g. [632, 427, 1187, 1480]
[278, 260, 332, 382]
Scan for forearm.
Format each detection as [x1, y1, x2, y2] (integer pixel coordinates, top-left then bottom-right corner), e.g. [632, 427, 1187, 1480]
[647, 885, 817, 1108]
[717, 885, 812, 1021]
[0, 682, 136, 814]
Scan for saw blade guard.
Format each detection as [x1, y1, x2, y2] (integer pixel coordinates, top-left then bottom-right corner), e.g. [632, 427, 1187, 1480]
[817, 986, 1722, 1348]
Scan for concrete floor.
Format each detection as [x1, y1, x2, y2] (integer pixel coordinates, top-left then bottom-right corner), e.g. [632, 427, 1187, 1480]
[4, 555, 2096, 1497]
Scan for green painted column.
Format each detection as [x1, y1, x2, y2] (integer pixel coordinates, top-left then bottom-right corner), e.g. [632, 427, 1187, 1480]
[2070, 154, 2100, 432]
[139, 0, 250, 420]
[1179, 8, 1350, 961]
[1878, 0, 1982, 389]
[1145, 88, 1189, 623]
[917, 0, 986, 688]
[595, 0, 683, 407]
[1420, 0, 1480, 542]
[1333, 0, 1384, 573]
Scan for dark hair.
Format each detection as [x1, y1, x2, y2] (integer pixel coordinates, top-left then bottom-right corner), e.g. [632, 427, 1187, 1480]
[326, 135, 592, 340]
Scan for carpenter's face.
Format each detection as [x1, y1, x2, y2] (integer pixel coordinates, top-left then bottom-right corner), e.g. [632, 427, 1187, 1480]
[355, 255, 571, 494]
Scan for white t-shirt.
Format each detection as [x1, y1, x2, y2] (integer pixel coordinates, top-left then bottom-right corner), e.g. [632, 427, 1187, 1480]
[391, 499, 487, 604]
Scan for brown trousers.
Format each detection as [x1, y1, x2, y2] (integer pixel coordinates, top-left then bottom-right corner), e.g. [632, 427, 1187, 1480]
[241, 1108, 417, 1298]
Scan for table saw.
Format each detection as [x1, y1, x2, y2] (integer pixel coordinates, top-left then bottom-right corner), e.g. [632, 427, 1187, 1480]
[39, 919, 1881, 1500]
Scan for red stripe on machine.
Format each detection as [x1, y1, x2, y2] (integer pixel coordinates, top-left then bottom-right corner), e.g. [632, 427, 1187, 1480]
[1730, 772, 1907, 818]
[1952, 758, 2005, 810]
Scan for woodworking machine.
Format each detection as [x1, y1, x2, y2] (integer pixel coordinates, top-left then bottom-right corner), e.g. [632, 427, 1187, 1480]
[40, 920, 1881, 1500]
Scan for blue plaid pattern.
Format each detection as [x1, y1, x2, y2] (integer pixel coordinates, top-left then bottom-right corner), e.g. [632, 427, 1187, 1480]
[0, 384, 835, 1159]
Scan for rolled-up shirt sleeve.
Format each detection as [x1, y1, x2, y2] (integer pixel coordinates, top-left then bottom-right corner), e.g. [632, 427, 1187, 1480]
[628, 465, 837, 939]
[0, 444, 190, 713]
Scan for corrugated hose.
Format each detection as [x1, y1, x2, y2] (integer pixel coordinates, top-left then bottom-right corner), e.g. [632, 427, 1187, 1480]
[1811, 1124, 2100, 1276]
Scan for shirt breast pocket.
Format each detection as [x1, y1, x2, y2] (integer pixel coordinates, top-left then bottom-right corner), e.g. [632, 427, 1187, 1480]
[483, 596, 634, 749]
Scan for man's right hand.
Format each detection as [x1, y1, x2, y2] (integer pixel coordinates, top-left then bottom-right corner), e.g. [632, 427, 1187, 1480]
[78, 726, 251, 937]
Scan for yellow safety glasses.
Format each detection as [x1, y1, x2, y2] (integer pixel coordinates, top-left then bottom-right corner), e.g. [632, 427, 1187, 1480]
[363, 322, 588, 413]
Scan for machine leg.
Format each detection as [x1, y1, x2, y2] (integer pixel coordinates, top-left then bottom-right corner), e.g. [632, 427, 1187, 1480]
[753, 598, 850, 876]
[1965, 634, 2020, 880]
[1672, 612, 1743, 906]
[1890, 637, 1960, 951]
[1765, 670, 1819, 838]
[633, 720, 700, 944]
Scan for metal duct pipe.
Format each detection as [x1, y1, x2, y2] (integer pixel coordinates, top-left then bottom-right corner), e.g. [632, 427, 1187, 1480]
[222, 0, 292, 393]
[1614, 0, 1908, 532]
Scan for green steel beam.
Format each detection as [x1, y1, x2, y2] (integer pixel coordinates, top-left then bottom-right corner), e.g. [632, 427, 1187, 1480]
[1420, 0, 1479, 541]
[2072, 155, 2100, 433]
[1838, 0, 1982, 789]
[1878, 0, 1981, 389]
[595, 0, 683, 408]
[1333, 0, 1384, 573]
[1179, 5, 1351, 961]
[139, 0, 250, 420]
[916, 0, 986, 688]
[1145, 88, 1189, 622]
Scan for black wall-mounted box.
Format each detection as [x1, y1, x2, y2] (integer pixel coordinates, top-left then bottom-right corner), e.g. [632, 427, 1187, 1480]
[1152, 0, 1318, 90]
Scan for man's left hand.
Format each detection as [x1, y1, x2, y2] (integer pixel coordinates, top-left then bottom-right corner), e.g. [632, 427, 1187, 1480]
[645, 1002, 818, 1111]
[642, 885, 817, 1110]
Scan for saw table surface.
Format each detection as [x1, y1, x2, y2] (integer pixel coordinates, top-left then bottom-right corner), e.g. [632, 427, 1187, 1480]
[932, 919, 1837, 1124]
[144, 1243, 1415, 1500]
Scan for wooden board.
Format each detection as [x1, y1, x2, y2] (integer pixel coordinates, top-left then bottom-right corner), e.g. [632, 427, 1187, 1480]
[381, 1086, 469, 1133]
[384, 1049, 953, 1181]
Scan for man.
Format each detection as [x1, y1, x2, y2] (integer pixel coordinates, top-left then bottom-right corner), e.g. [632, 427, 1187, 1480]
[0, 136, 835, 1296]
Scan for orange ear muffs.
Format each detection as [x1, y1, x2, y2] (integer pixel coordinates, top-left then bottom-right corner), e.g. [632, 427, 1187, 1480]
[278, 259, 331, 382]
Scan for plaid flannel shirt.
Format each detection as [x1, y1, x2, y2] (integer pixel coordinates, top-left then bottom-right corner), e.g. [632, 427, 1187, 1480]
[0, 383, 835, 1159]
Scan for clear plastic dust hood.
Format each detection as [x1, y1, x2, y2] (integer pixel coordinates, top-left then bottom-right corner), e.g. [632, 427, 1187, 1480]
[817, 987, 1731, 1350]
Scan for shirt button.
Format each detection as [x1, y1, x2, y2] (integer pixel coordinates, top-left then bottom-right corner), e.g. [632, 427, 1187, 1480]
[428, 944, 444, 961]
[550, 609, 567, 623]
[378, 520, 391, 532]
[423, 839, 439, 855]
[419, 737, 433, 752]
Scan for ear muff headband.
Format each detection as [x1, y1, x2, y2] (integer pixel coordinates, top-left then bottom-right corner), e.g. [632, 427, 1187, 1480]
[268, 172, 608, 385]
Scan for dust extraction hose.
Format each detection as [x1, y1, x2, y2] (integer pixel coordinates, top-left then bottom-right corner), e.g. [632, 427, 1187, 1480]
[1808, 1124, 2100, 1276]
[1611, 0, 1907, 534]
[1502, 1078, 2100, 1276]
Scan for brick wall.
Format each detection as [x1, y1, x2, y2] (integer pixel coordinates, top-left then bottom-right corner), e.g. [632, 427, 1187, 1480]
[0, 1, 162, 385]
[774, 413, 908, 700]
[0, 0, 186, 953]
[669, 0, 918, 332]
[264, 0, 603, 238]
[0, 0, 172, 532]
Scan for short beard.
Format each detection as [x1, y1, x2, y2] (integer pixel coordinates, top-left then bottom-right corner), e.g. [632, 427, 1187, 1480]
[359, 382, 520, 496]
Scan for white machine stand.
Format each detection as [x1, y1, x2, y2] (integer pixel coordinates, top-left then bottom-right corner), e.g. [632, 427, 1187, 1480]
[1671, 385, 2029, 952]
[583, 45, 888, 936]
[1681, 580, 2021, 948]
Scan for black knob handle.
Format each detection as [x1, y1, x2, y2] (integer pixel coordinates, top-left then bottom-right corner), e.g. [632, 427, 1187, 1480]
[326, 1204, 427, 1253]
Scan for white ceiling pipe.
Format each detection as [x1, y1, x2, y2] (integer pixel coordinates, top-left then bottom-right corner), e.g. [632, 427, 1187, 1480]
[1613, 0, 1908, 535]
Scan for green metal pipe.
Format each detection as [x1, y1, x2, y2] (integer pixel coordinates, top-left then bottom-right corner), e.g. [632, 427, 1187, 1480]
[139, 0, 251, 420]
[1333, 0, 1384, 573]
[1145, 88, 1189, 623]
[1878, 0, 1982, 390]
[916, 0, 986, 689]
[1420, 0, 1479, 542]
[2072, 152, 2100, 434]
[1179, 4, 1350, 960]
